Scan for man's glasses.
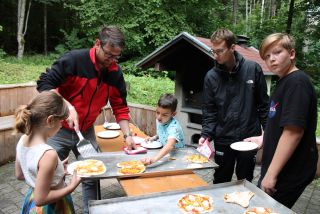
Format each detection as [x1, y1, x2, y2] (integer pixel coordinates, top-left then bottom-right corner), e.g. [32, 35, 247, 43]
[209, 48, 228, 56]
[100, 45, 121, 60]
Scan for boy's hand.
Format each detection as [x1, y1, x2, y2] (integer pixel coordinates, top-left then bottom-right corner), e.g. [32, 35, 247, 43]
[140, 157, 155, 166]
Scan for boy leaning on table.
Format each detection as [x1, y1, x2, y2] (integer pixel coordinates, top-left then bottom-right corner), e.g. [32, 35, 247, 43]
[140, 93, 185, 165]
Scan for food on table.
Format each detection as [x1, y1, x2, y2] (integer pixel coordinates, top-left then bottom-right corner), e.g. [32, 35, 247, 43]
[224, 191, 255, 208]
[186, 154, 209, 164]
[177, 193, 213, 214]
[244, 207, 279, 214]
[72, 159, 106, 176]
[117, 164, 146, 175]
[116, 160, 144, 168]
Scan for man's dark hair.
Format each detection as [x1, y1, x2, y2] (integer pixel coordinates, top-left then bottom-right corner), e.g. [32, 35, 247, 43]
[210, 28, 236, 48]
[99, 26, 125, 49]
[157, 93, 178, 112]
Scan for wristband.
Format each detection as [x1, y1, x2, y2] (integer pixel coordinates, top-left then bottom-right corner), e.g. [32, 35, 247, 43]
[123, 132, 132, 139]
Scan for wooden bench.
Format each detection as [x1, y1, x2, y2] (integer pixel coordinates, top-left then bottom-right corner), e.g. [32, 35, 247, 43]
[0, 115, 21, 165]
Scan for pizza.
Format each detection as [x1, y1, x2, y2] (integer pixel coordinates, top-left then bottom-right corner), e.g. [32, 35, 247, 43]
[244, 207, 279, 214]
[186, 154, 209, 164]
[117, 164, 146, 175]
[224, 191, 254, 208]
[73, 159, 106, 176]
[116, 160, 144, 168]
[177, 193, 213, 214]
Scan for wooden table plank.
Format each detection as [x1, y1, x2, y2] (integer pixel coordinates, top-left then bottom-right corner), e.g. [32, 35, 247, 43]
[119, 173, 208, 196]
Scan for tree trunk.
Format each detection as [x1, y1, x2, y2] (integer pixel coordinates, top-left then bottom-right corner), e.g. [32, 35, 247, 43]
[246, 0, 249, 33]
[286, 0, 295, 34]
[17, 0, 32, 59]
[44, 3, 47, 56]
[261, 0, 265, 25]
[233, 0, 238, 26]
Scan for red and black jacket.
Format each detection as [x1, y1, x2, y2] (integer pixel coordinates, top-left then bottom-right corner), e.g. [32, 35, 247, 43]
[37, 47, 129, 131]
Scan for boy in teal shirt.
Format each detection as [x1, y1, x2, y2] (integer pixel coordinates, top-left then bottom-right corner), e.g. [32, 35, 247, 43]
[141, 93, 185, 165]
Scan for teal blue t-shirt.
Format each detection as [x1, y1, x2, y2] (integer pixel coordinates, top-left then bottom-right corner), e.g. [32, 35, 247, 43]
[156, 117, 185, 148]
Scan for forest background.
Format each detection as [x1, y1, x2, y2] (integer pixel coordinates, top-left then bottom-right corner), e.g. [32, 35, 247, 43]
[0, 0, 319, 135]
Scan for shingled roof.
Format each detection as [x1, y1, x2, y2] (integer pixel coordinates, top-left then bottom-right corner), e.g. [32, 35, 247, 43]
[136, 32, 272, 75]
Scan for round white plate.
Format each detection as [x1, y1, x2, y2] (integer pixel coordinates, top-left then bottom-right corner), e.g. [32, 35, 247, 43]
[132, 136, 145, 145]
[97, 130, 120, 139]
[141, 140, 163, 149]
[105, 122, 121, 130]
[230, 141, 258, 151]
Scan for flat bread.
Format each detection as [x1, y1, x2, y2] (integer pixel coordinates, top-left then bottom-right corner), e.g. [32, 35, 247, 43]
[244, 207, 279, 214]
[116, 160, 144, 168]
[177, 193, 213, 214]
[224, 191, 254, 208]
[186, 154, 209, 164]
[117, 164, 146, 175]
[73, 159, 106, 176]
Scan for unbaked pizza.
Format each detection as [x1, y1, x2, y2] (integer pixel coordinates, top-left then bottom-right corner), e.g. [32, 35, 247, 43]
[186, 154, 209, 164]
[117, 164, 146, 175]
[116, 160, 144, 168]
[177, 193, 213, 214]
[244, 207, 279, 214]
[72, 159, 106, 176]
[224, 191, 255, 208]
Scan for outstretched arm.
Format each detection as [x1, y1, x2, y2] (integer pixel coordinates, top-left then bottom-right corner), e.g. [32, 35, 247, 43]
[141, 138, 176, 165]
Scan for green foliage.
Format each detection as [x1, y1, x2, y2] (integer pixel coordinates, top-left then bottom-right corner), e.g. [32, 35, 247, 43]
[125, 75, 174, 106]
[54, 29, 88, 54]
[121, 60, 169, 79]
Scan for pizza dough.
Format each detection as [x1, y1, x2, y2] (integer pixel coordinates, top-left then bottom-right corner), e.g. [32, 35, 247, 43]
[244, 207, 279, 214]
[72, 159, 106, 176]
[224, 191, 255, 208]
[186, 154, 209, 164]
[177, 193, 213, 214]
[117, 164, 146, 175]
[116, 160, 144, 168]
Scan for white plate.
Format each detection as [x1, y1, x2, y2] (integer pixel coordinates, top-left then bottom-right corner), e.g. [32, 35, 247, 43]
[230, 141, 258, 151]
[132, 136, 145, 145]
[141, 140, 163, 149]
[104, 122, 121, 130]
[97, 130, 120, 139]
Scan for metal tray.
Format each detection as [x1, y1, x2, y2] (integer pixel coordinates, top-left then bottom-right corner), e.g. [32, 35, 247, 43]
[79, 147, 218, 179]
[89, 180, 295, 214]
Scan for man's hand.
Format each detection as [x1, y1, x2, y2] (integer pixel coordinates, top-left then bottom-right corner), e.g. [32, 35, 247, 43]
[243, 134, 264, 149]
[198, 137, 206, 145]
[125, 136, 137, 150]
[67, 106, 79, 131]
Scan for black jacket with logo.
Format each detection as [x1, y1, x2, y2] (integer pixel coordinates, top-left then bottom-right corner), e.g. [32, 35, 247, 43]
[201, 51, 269, 144]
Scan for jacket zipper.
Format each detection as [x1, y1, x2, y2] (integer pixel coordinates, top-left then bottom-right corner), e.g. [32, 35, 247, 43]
[69, 79, 88, 102]
[81, 77, 101, 130]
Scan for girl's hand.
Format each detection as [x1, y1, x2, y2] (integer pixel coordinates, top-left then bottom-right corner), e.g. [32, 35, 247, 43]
[70, 170, 82, 189]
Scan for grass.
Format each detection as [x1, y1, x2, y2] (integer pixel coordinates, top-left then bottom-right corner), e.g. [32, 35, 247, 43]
[0, 56, 173, 107]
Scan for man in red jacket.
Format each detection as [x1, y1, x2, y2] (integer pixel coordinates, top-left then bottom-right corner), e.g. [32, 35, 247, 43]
[37, 25, 136, 214]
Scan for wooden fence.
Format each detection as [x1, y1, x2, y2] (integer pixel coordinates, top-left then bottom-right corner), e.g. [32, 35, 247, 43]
[0, 83, 156, 165]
